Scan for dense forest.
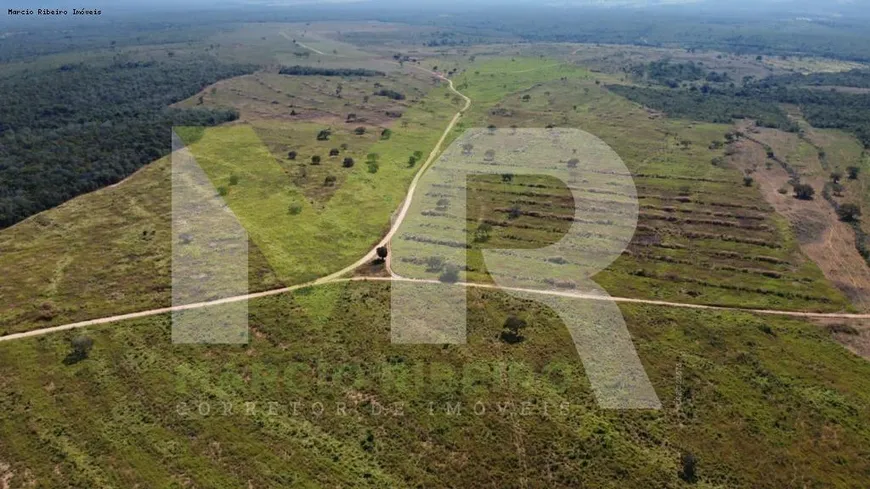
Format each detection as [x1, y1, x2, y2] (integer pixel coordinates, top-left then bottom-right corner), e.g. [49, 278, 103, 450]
[607, 85, 798, 131]
[610, 74, 870, 147]
[762, 69, 870, 89]
[628, 60, 705, 87]
[0, 57, 255, 228]
[278, 65, 384, 77]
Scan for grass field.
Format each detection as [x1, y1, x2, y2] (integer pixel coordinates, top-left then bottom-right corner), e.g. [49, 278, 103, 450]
[1, 281, 869, 487]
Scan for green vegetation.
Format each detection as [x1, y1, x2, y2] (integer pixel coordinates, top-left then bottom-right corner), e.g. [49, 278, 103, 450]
[0, 56, 255, 228]
[1, 284, 869, 487]
[278, 65, 385, 77]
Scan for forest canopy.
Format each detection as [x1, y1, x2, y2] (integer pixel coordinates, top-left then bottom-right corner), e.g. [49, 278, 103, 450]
[0, 57, 256, 228]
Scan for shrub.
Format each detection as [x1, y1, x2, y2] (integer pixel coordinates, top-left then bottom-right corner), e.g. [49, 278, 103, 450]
[288, 203, 303, 215]
[380, 128, 392, 140]
[354, 126, 366, 135]
[324, 175, 336, 186]
[793, 183, 815, 200]
[425, 256, 445, 272]
[847, 166, 861, 180]
[229, 174, 239, 186]
[342, 157, 355, 168]
[837, 203, 862, 222]
[329, 148, 340, 156]
[316, 129, 331, 141]
[439, 264, 460, 283]
[679, 452, 698, 483]
[499, 316, 528, 344]
[288, 150, 297, 160]
[311, 155, 321, 165]
[64, 336, 94, 365]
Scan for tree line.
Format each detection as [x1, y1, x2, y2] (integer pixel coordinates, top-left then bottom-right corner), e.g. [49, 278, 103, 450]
[278, 65, 385, 77]
[0, 56, 256, 228]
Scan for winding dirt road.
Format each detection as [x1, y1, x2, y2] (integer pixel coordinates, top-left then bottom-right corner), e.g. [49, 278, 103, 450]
[2, 68, 869, 346]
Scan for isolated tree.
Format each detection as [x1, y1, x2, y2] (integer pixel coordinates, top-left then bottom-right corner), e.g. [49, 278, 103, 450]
[380, 128, 392, 140]
[329, 148, 340, 156]
[288, 150, 297, 160]
[793, 183, 815, 200]
[311, 155, 321, 165]
[342, 157, 355, 168]
[474, 222, 493, 242]
[462, 143, 474, 156]
[679, 452, 698, 483]
[425, 256, 445, 272]
[439, 264, 460, 283]
[229, 174, 239, 186]
[324, 175, 337, 186]
[567, 158, 579, 169]
[831, 171, 843, 183]
[64, 336, 94, 365]
[743, 175, 754, 187]
[508, 204, 522, 219]
[316, 129, 331, 141]
[837, 203, 862, 222]
[375, 246, 388, 263]
[501, 173, 514, 183]
[217, 186, 229, 197]
[832, 183, 845, 196]
[346, 113, 357, 122]
[436, 198, 450, 210]
[484, 149, 496, 161]
[499, 316, 527, 344]
[521, 94, 531, 102]
[847, 166, 861, 180]
[354, 126, 367, 135]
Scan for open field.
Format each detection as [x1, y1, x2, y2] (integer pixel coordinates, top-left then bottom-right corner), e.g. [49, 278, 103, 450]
[1, 281, 870, 488]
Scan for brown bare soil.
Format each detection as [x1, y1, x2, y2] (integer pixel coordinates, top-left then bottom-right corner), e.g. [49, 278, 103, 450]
[730, 125, 870, 312]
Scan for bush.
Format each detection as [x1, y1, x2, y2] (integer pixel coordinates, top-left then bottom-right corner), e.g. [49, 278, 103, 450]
[793, 183, 815, 200]
[847, 166, 861, 180]
[499, 316, 528, 344]
[425, 256, 445, 272]
[64, 336, 94, 365]
[354, 126, 366, 135]
[316, 129, 331, 141]
[679, 451, 698, 483]
[324, 175, 336, 186]
[288, 150, 297, 160]
[288, 203, 303, 215]
[837, 203, 862, 222]
[329, 148, 340, 156]
[342, 157, 355, 168]
[743, 175, 754, 187]
[229, 174, 239, 186]
[311, 155, 321, 165]
[438, 264, 460, 283]
[380, 128, 392, 140]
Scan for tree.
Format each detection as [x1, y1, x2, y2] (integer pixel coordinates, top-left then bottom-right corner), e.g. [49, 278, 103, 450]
[329, 148, 340, 156]
[679, 451, 698, 483]
[408, 155, 418, 167]
[324, 175, 337, 186]
[288, 203, 302, 215]
[288, 150, 297, 160]
[831, 171, 843, 183]
[425, 256, 445, 272]
[346, 113, 357, 122]
[847, 166, 861, 180]
[743, 175, 753, 187]
[793, 183, 815, 200]
[439, 264, 460, 283]
[837, 203, 862, 222]
[501, 173, 514, 183]
[217, 186, 229, 197]
[508, 205, 522, 219]
[229, 174, 239, 186]
[342, 157, 355, 168]
[474, 222, 493, 242]
[567, 158, 579, 169]
[499, 316, 527, 344]
[64, 336, 94, 365]
[484, 149, 496, 161]
[462, 143, 474, 156]
[316, 129, 331, 141]
[380, 128, 392, 140]
[354, 126, 366, 135]
[375, 246, 388, 264]
[311, 155, 321, 165]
